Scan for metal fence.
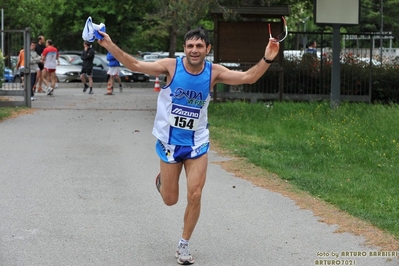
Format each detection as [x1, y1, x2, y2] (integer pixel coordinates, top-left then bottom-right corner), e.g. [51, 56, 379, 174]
[1, 28, 31, 107]
[214, 31, 394, 103]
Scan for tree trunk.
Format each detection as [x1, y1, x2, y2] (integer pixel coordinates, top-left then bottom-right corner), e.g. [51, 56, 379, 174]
[168, 11, 178, 58]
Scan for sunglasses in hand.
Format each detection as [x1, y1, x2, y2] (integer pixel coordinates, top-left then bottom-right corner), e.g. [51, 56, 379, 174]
[268, 16, 288, 43]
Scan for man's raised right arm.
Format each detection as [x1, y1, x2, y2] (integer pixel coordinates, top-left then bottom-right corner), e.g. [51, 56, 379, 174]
[97, 31, 171, 77]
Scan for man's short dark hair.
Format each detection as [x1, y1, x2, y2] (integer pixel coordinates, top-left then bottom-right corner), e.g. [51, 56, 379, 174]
[184, 27, 210, 47]
[84, 41, 92, 47]
[46, 39, 53, 46]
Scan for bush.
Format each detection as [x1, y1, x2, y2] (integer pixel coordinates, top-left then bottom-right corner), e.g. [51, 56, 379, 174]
[282, 54, 399, 103]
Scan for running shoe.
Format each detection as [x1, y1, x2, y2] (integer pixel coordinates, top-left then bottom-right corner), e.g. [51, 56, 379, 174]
[175, 243, 194, 265]
[83, 83, 89, 92]
[47, 87, 54, 95]
[155, 173, 161, 193]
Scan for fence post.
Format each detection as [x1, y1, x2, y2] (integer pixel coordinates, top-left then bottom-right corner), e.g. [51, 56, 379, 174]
[331, 25, 341, 109]
[24, 27, 31, 107]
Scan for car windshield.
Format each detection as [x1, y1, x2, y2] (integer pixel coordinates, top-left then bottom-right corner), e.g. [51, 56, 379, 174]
[58, 57, 71, 66]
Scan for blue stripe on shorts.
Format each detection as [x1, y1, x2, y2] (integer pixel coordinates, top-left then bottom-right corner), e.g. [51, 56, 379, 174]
[155, 140, 210, 163]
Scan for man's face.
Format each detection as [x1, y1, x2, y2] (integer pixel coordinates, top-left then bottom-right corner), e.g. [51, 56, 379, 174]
[38, 36, 44, 44]
[183, 38, 211, 67]
[30, 43, 36, 50]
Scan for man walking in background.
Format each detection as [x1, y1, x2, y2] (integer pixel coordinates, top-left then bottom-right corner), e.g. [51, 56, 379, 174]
[29, 41, 41, 101]
[34, 35, 46, 93]
[80, 41, 95, 94]
[15, 48, 25, 88]
[106, 51, 123, 92]
[41, 39, 58, 95]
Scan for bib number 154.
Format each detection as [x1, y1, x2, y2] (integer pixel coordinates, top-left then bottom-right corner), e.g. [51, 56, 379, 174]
[169, 115, 199, 131]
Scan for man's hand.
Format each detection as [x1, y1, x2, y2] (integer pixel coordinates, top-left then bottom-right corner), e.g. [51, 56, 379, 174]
[97, 31, 113, 49]
[264, 38, 280, 61]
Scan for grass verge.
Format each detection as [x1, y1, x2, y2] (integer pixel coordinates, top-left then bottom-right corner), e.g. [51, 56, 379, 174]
[208, 101, 399, 239]
[0, 106, 33, 122]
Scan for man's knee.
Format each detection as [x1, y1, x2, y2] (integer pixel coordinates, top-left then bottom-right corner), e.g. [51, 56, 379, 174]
[187, 190, 202, 205]
[162, 193, 178, 206]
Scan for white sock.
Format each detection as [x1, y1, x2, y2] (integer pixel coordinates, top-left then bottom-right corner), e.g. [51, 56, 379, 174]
[179, 238, 189, 246]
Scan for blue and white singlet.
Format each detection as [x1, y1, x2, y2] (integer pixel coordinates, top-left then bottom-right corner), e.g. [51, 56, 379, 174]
[152, 57, 212, 146]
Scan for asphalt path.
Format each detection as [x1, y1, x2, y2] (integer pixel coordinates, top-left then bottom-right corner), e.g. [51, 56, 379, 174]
[0, 86, 397, 266]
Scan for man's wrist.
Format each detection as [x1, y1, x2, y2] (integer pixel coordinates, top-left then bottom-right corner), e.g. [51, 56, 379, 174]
[263, 56, 274, 64]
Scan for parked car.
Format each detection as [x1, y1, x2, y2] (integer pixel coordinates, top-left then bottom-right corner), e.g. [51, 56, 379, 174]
[63, 53, 108, 82]
[10, 57, 81, 83]
[138, 56, 167, 82]
[12, 67, 22, 83]
[3, 67, 14, 82]
[70, 53, 149, 82]
[356, 57, 381, 66]
[97, 54, 150, 82]
[56, 57, 82, 83]
[58, 54, 80, 64]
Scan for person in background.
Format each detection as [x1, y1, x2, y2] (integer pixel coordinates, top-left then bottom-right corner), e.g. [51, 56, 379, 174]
[29, 41, 41, 101]
[41, 39, 58, 95]
[34, 35, 46, 93]
[80, 41, 95, 94]
[15, 48, 25, 88]
[306, 40, 317, 54]
[97, 27, 279, 265]
[106, 50, 123, 92]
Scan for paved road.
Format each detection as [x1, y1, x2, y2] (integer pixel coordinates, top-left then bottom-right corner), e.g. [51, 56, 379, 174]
[0, 87, 397, 266]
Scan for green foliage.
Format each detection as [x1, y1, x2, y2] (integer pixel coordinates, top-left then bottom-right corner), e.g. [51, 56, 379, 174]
[3, 0, 399, 53]
[282, 53, 399, 103]
[371, 65, 399, 103]
[140, 0, 211, 55]
[208, 101, 399, 237]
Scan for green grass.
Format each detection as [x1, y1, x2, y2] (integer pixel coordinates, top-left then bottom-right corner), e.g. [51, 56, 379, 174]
[0, 107, 19, 121]
[208, 101, 399, 238]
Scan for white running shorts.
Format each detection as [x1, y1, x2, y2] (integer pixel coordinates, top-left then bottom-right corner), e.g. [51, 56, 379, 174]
[107, 66, 119, 76]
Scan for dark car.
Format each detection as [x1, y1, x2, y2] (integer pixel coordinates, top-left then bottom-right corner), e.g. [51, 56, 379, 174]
[70, 55, 108, 82]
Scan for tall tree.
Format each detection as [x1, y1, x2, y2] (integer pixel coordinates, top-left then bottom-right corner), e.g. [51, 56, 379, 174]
[142, 0, 211, 56]
[0, 0, 58, 36]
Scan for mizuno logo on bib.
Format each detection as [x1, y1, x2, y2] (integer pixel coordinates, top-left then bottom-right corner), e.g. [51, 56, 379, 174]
[169, 104, 201, 131]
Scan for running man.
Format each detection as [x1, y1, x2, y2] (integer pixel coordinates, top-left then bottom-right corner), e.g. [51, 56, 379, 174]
[98, 27, 279, 265]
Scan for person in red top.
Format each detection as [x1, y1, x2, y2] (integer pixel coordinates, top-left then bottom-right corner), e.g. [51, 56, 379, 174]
[41, 39, 58, 95]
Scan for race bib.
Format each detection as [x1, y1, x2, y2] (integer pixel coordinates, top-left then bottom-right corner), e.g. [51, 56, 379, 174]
[169, 104, 200, 131]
